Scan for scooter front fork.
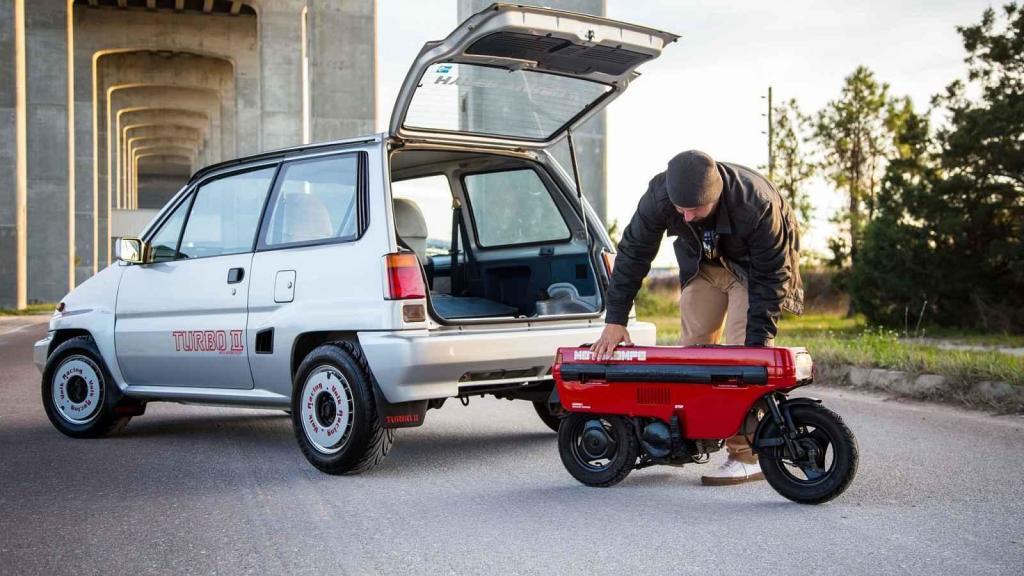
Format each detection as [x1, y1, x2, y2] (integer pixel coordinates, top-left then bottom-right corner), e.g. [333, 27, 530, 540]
[764, 392, 806, 461]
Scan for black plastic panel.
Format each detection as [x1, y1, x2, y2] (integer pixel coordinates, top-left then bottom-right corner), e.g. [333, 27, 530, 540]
[255, 328, 274, 355]
[559, 363, 769, 385]
[466, 32, 652, 76]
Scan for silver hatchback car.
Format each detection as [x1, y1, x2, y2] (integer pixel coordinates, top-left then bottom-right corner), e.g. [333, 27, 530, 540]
[35, 4, 673, 474]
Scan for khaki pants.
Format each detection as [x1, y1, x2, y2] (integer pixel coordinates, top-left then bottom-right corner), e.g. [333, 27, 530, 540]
[679, 263, 766, 465]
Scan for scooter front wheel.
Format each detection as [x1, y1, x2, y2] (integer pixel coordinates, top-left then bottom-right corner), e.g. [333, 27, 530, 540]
[558, 413, 638, 487]
[760, 403, 859, 504]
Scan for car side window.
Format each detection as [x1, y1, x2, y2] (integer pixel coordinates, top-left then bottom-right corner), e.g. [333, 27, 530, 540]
[178, 167, 276, 259]
[262, 154, 361, 248]
[463, 168, 570, 247]
[390, 174, 454, 257]
[147, 196, 192, 263]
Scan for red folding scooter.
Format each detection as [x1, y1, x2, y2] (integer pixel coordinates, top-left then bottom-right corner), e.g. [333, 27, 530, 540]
[552, 345, 858, 504]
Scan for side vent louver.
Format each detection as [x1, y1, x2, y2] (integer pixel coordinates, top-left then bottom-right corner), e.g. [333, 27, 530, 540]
[637, 386, 670, 405]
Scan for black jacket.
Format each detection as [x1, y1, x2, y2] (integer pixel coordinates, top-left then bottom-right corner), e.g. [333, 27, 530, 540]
[605, 162, 803, 346]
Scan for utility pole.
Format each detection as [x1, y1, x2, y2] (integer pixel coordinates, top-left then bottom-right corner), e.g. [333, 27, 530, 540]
[761, 85, 775, 181]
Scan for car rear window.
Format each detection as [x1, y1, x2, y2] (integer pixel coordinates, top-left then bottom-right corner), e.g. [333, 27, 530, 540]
[463, 169, 570, 247]
[403, 63, 611, 141]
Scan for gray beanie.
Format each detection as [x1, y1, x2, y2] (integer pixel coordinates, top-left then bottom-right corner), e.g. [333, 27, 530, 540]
[665, 150, 723, 208]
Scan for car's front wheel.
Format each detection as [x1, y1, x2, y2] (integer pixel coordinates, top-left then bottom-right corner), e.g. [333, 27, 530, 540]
[292, 342, 393, 475]
[41, 336, 131, 438]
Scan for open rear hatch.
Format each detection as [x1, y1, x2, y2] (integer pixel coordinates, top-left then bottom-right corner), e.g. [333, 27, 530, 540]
[389, 3, 678, 148]
[387, 4, 677, 326]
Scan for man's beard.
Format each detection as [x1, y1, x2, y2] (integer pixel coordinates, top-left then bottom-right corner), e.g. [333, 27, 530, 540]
[688, 210, 715, 227]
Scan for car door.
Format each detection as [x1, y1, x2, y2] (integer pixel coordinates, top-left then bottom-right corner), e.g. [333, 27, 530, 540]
[246, 151, 373, 395]
[114, 164, 278, 389]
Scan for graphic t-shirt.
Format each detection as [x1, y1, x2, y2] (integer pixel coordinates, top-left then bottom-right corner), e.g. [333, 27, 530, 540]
[696, 224, 721, 265]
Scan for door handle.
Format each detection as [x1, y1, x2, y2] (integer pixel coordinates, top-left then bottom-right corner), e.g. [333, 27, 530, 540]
[227, 267, 245, 284]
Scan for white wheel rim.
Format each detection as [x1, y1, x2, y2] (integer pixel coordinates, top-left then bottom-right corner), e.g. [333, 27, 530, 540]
[299, 365, 354, 454]
[51, 355, 104, 425]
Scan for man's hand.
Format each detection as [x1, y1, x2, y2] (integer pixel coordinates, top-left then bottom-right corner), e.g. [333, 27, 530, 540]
[590, 324, 633, 360]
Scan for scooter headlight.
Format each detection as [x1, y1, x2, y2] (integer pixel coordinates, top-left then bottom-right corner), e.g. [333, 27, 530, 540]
[794, 350, 814, 382]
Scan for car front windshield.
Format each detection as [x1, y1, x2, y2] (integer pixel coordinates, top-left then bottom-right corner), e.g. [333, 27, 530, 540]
[402, 62, 612, 141]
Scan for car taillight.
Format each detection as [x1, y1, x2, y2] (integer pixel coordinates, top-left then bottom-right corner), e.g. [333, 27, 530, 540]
[601, 250, 615, 278]
[384, 252, 425, 300]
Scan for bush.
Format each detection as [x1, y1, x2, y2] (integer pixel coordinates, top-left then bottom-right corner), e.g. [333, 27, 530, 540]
[801, 267, 849, 314]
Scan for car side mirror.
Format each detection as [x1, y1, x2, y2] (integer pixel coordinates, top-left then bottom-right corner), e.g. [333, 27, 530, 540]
[116, 237, 146, 264]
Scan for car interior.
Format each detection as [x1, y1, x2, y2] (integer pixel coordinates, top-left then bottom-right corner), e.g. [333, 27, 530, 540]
[389, 148, 601, 322]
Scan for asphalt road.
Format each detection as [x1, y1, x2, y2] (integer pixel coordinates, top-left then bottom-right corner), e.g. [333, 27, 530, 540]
[2, 318, 1023, 575]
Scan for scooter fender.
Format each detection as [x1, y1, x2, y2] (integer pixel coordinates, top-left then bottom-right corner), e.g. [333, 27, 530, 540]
[751, 396, 821, 455]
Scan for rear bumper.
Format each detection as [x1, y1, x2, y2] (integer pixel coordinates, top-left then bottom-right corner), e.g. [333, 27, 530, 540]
[33, 333, 52, 373]
[359, 321, 657, 402]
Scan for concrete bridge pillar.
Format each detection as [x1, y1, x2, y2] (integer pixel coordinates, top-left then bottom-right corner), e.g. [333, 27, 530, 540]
[0, 3, 21, 308]
[25, 0, 72, 303]
[306, 0, 376, 141]
[259, 0, 304, 151]
[456, 0, 608, 223]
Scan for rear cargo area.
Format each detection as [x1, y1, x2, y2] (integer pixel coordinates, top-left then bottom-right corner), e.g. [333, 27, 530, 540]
[388, 148, 603, 322]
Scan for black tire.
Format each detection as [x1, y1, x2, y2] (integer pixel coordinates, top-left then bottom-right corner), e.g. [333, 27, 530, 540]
[759, 403, 859, 504]
[41, 335, 131, 438]
[558, 413, 638, 487]
[533, 400, 566, 433]
[291, 342, 394, 475]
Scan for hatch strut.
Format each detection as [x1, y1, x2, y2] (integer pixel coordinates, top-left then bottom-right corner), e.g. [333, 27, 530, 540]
[566, 129, 590, 247]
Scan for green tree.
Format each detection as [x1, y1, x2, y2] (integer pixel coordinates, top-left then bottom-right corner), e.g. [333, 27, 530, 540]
[769, 98, 815, 230]
[606, 218, 621, 246]
[938, 2, 1024, 190]
[847, 103, 938, 328]
[850, 3, 1024, 332]
[932, 2, 1024, 330]
[814, 66, 897, 266]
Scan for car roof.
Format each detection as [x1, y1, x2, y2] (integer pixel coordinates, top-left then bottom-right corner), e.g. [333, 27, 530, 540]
[187, 132, 383, 184]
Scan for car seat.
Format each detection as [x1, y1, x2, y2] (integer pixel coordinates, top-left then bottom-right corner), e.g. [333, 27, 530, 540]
[274, 193, 333, 244]
[392, 197, 428, 261]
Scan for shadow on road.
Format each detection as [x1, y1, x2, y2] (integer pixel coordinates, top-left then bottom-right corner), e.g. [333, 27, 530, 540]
[121, 410, 292, 440]
[18, 409, 561, 480]
[384, 429, 555, 471]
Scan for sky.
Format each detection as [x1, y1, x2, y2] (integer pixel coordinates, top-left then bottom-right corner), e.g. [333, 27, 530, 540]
[376, 0, 994, 266]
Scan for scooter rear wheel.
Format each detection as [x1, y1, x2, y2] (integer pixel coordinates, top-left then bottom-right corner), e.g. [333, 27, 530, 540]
[759, 403, 858, 504]
[558, 413, 638, 487]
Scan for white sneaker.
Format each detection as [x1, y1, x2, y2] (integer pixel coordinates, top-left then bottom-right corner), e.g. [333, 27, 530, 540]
[701, 457, 764, 486]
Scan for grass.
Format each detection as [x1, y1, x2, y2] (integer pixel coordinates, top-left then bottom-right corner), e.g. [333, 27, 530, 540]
[635, 285, 1024, 387]
[776, 328, 1024, 388]
[900, 328, 1024, 348]
[0, 303, 57, 316]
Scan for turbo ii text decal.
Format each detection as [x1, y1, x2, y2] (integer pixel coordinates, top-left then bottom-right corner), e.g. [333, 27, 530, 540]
[172, 330, 244, 354]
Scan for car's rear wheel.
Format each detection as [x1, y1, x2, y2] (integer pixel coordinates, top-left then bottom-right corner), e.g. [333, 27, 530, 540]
[292, 342, 393, 475]
[41, 336, 131, 438]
